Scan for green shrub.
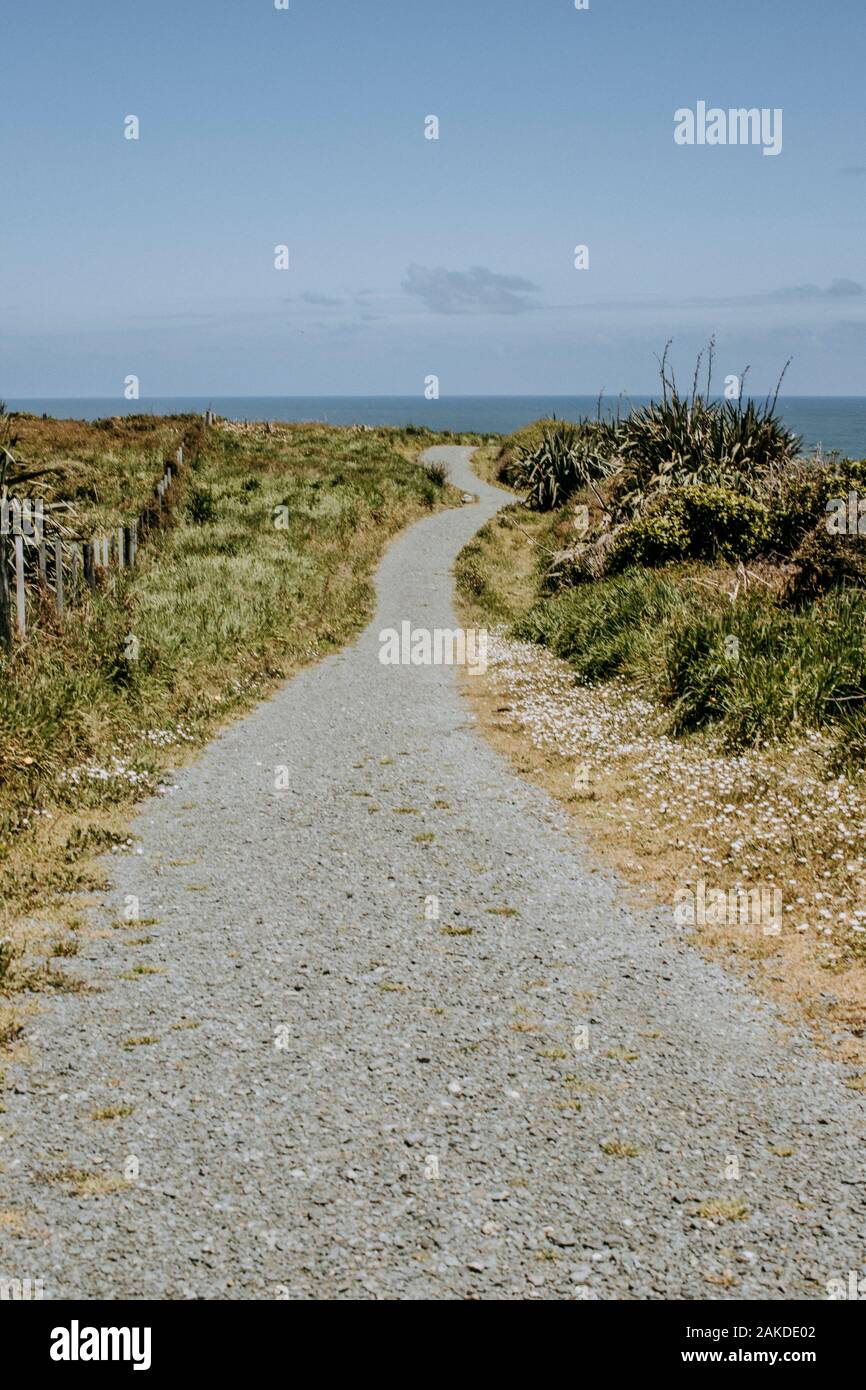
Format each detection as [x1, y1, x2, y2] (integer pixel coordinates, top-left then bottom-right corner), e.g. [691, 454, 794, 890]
[424, 460, 448, 488]
[765, 458, 866, 554]
[511, 420, 616, 511]
[187, 487, 216, 525]
[607, 511, 689, 570]
[607, 485, 771, 573]
[784, 524, 866, 604]
[610, 347, 800, 519]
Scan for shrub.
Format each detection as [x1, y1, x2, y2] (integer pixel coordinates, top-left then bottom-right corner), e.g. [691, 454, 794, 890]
[187, 487, 216, 525]
[784, 524, 866, 604]
[511, 421, 615, 511]
[606, 511, 690, 571]
[424, 460, 448, 488]
[494, 418, 562, 484]
[610, 345, 800, 519]
[607, 485, 771, 573]
[765, 458, 866, 554]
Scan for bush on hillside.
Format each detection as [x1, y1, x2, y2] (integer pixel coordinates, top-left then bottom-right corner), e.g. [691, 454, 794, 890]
[608, 344, 800, 519]
[765, 458, 866, 553]
[783, 524, 866, 604]
[607, 485, 771, 573]
[510, 420, 618, 510]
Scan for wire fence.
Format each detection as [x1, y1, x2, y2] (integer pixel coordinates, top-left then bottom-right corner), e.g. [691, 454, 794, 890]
[0, 418, 209, 653]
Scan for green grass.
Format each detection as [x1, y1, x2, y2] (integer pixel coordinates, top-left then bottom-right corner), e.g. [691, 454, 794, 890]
[513, 565, 866, 752]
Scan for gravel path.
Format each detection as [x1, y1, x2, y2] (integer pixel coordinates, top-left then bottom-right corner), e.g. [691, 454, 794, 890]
[2, 446, 864, 1301]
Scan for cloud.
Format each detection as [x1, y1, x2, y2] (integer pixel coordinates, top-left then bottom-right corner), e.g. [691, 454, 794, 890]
[402, 263, 539, 314]
[300, 291, 344, 307]
[769, 278, 864, 302]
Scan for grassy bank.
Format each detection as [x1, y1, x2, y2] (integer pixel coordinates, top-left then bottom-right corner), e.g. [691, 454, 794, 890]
[0, 416, 474, 1024]
[456, 385, 866, 1063]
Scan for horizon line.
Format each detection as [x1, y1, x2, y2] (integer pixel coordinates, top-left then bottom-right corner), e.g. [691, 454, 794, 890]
[7, 393, 866, 403]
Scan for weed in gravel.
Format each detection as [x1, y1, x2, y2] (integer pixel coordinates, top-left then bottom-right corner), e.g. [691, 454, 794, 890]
[38, 1166, 130, 1197]
[51, 938, 80, 957]
[696, 1197, 749, 1222]
[601, 1139, 641, 1157]
[90, 1104, 134, 1121]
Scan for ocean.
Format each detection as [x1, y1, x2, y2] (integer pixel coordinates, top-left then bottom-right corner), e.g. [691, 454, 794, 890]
[7, 395, 866, 458]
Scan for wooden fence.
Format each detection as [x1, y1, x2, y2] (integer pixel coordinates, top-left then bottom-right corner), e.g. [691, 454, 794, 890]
[0, 425, 201, 654]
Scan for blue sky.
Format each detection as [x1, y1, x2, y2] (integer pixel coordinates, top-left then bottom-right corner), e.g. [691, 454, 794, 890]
[2, 0, 864, 396]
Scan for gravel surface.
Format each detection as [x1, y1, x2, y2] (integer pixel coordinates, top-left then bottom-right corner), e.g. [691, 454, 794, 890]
[1, 446, 864, 1301]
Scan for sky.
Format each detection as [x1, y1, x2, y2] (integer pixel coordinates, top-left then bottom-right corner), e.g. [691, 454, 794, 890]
[1, 0, 864, 397]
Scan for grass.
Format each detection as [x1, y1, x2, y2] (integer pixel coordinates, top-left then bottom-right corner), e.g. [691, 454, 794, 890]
[0, 414, 468, 1008]
[90, 1103, 134, 1121]
[600, 1138, 640, 1158]
[38, 1165, 130, 1197]
[455, 506, 554, 628]
[695, 1197, 749, 1223]
[515, 565, 866, 753]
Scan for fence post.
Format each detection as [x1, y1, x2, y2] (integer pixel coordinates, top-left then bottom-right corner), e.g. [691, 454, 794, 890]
[14, 534, 26, 638]
[70, 543, 80, 600]
[130, 520, 138, 565]
[0, 535, 11, 654]
[83, 542, 95, 589]
[176, 446, 183, 465]
[117, 526, 125, 568]
[38, 535, 47, 585]
[54, 538, 65, 617]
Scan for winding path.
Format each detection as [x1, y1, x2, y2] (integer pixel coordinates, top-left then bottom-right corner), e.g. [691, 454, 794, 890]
[2, 447, 864, 1300]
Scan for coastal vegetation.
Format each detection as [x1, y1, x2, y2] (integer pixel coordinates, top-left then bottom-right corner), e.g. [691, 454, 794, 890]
[458, 351, 866, 1054]
[470, 347, 866, 761]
